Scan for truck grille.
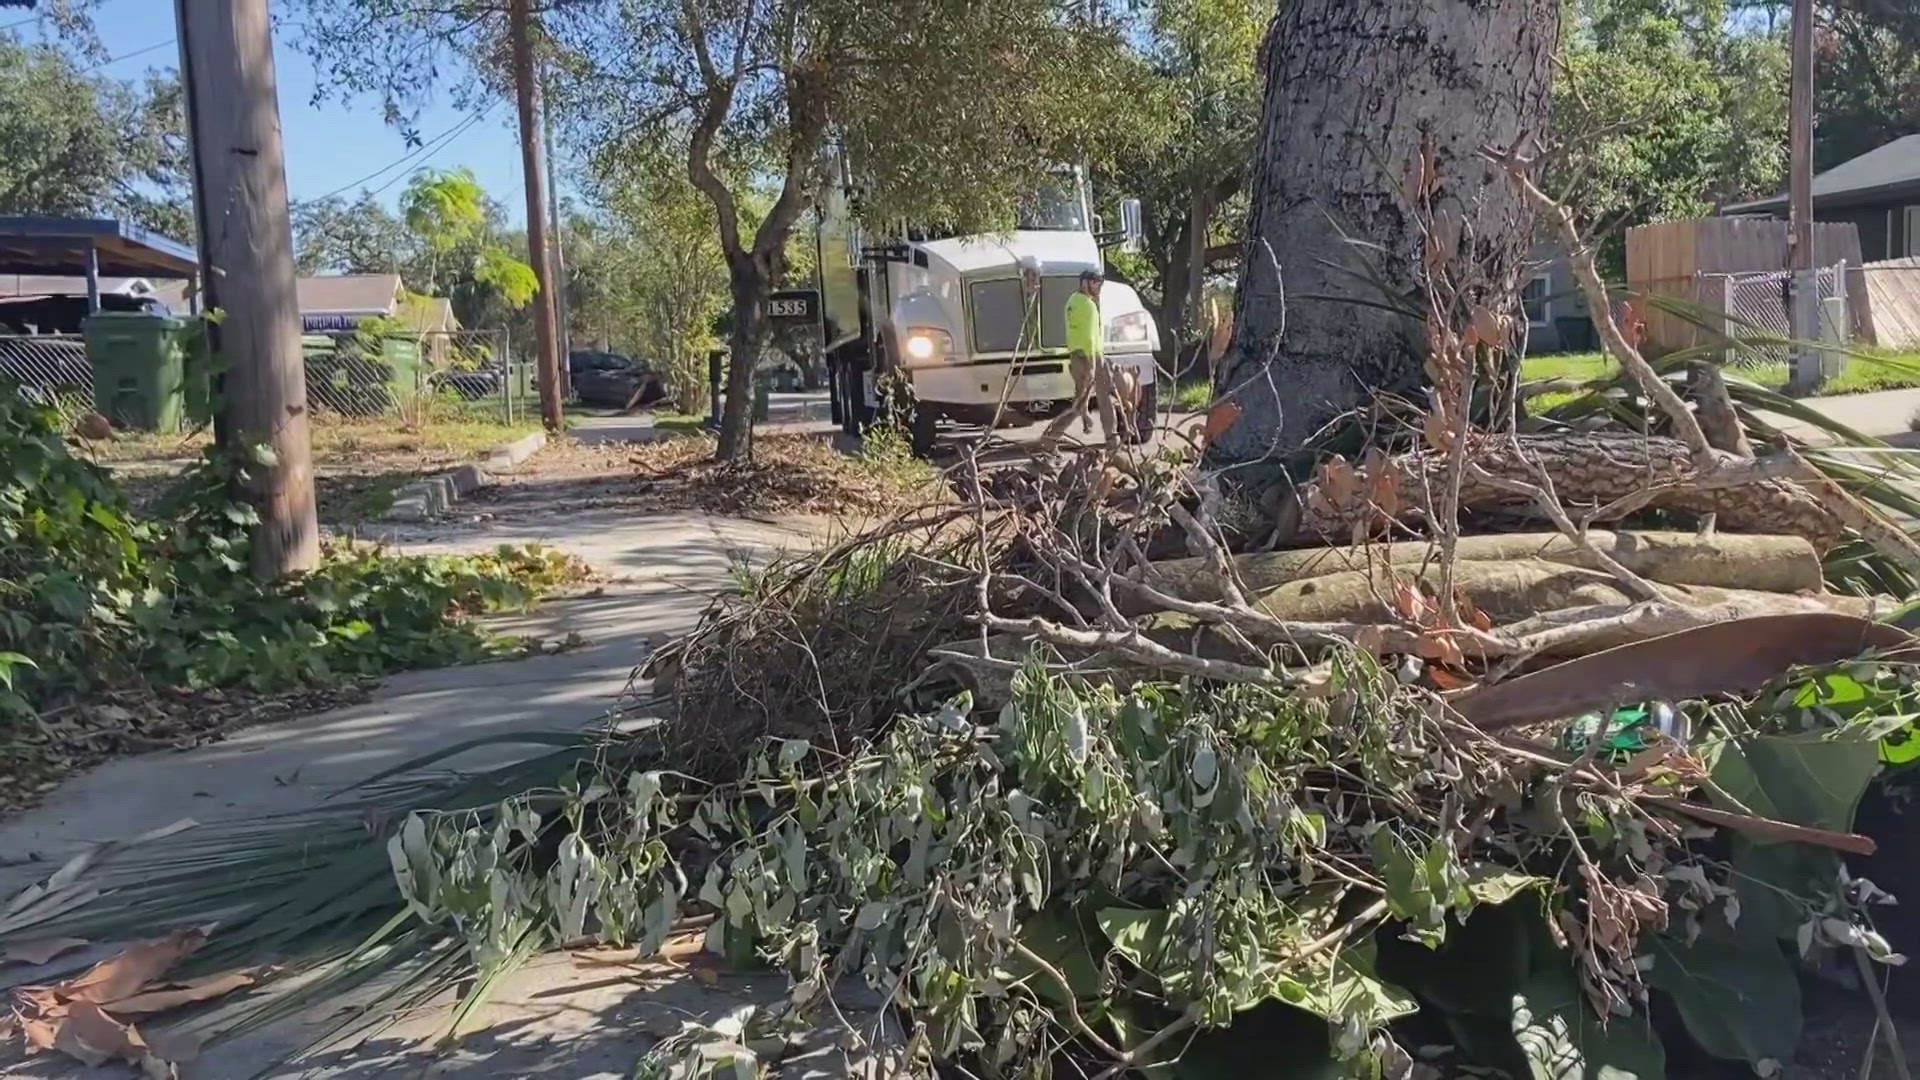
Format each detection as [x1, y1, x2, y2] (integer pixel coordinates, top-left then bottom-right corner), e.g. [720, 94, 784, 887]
[968, 275, 1075, 353]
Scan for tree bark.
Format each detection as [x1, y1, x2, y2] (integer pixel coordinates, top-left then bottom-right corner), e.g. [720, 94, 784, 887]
[510, 0, 564, 433]
[717, 259, 766, 461]
[177, 0, 319, 578]
[1135, 531, 1825, 612]
[1185, 181, 1211, 332]
[1210, 0, 1558, 466]
[1291, 432, 1844, 550]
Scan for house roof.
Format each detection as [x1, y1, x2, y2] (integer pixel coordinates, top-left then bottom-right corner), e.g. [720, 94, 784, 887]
[295, 274, 404, 317]
[399, 294, 459, 333]
[1725, 134, 1920, 214]
[0, 217, 197, 278]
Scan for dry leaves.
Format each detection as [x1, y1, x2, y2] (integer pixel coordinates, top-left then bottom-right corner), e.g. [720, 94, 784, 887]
[7, 926, 263, 1078]
[1200, 401, 1242, 449]
[1387, 576, 1494, 687]
[1306, 451, 1403, 542]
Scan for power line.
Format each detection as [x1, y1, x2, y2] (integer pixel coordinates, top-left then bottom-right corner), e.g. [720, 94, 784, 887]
[365, 112, 489, 197]
[82, 38, 175, 73]
[301, 108, 490, 205]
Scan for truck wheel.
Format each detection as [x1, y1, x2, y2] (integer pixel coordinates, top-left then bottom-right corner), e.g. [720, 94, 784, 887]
[838, 363, 867, 436]
[1127, 385, 1158, 445]
[910, 403, 939, 457]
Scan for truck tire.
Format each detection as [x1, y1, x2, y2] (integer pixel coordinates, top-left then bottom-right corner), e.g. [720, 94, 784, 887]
[836, 361, 867, 436]
[910, 402, 939, 457]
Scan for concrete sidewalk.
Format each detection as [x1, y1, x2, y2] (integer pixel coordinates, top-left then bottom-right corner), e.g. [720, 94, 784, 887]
[0, 512, 842, 1079]
[1757, 385, 1920, 445]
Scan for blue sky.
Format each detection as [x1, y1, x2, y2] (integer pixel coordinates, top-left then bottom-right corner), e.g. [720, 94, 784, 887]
[29, 0, 548, 229]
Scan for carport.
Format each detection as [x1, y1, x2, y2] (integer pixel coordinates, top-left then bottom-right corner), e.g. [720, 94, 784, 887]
[0, 216, 196, 312]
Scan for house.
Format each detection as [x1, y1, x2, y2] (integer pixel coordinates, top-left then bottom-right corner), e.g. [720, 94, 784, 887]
[1722, 133, 1920, 262]
[1520, 241, 1594, 354]
[297, 273, 463, 365]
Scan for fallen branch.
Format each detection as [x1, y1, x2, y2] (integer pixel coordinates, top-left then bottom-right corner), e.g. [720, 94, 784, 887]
[1486, 144, 1716, 470]
[1645, 796, 1876, 856]
[1292, 432, 1842, 549]
[1135, 531, 1825, 606]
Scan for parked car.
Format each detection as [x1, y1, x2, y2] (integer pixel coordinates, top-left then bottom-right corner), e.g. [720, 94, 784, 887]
[428, 363, 505, 401]
[569, 351, 666, 409]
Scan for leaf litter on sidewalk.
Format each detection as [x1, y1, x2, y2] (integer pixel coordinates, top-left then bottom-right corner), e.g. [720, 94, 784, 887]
[5, 924, 267, 1077]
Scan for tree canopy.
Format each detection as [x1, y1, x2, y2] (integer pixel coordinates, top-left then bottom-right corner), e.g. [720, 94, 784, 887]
[290, 194, 412, 277]
[1550, 0, 1787, 271]
[291, 175, 538, 336]
[1104, 0, 1262, 373]
[0, 35, 191, 240]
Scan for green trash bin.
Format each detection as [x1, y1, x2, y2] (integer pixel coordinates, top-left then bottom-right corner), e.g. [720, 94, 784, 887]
[84, 312, 197, 432]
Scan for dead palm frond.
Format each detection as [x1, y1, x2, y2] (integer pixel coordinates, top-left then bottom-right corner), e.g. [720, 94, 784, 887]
[0, 727, 649, 1048]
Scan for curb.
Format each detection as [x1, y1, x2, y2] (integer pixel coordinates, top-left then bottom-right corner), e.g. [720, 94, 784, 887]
[385, 431, 547, 521]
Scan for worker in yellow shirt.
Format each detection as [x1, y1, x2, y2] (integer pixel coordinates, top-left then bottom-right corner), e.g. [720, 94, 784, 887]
[1041, 269, 1118, 448]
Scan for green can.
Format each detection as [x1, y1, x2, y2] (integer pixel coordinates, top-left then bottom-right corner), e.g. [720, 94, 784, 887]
[84, 312, 200, 431]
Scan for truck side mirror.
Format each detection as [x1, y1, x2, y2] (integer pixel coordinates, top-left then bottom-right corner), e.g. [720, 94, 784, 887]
[1120, 198, 1144, 254]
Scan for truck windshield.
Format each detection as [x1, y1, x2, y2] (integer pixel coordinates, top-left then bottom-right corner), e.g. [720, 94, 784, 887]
[1016, 178, 1087, 232]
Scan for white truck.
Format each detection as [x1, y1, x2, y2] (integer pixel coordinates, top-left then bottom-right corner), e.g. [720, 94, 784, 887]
[816, 163, 1159, 454]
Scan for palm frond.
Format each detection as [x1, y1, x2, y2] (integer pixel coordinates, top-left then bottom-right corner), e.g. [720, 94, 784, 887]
[0, 728, 644, 1046]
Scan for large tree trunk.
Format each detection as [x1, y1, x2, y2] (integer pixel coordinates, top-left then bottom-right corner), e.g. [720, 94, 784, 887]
[716, 258, 768, 462]
[1210, 0, 1558, 466]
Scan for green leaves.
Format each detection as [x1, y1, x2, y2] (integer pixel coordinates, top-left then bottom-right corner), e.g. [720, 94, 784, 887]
[1703, 728, 1881, 946]
[0, 388, 585, 727]
[1510, 963, 1666, 1080]
[1707, 731, 1881, 835]
[1647, 934, 1800, 1069]
[1097, 903, 1416, 1028]
[1553, 0, 1787, 275]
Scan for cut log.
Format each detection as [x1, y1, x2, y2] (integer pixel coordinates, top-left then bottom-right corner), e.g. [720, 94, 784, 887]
[1244, 559, 1871, 629]
[1292, 432, 1841, 549]
[1134, 532, 1822, 613]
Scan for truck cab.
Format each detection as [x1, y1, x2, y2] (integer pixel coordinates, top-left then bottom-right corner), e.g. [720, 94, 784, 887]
[816, 164, 1157, 453]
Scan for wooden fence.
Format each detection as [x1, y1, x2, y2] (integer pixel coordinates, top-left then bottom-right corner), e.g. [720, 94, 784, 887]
[1625, 218, 1868, 354]
[1861, 258, 1920, 350]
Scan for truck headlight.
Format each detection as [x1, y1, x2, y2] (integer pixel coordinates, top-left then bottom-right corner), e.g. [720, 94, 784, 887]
[1107, 311, 1151, 345]
[903, 327, 953, 362]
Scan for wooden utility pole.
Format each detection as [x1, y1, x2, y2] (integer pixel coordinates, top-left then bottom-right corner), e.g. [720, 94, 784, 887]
[1787, 0, 1819, 391]
[175, 0, 319, 578]
[510, 0, 565, 432]
[542, 67, 573, 398]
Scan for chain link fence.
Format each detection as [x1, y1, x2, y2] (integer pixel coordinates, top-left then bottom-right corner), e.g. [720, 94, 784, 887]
[302, 328, 526, 424]
[0, 334, 93, 417]
[1705, 264, 1850, 366]
[0, 327, 529, 428]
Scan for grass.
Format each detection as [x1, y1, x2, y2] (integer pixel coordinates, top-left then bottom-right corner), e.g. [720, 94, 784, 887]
[1172, 378, 1214, 413]
[652, 412, 711, 434]
[81, 412, 543, 525]
[1520, 348, 1920, 411]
